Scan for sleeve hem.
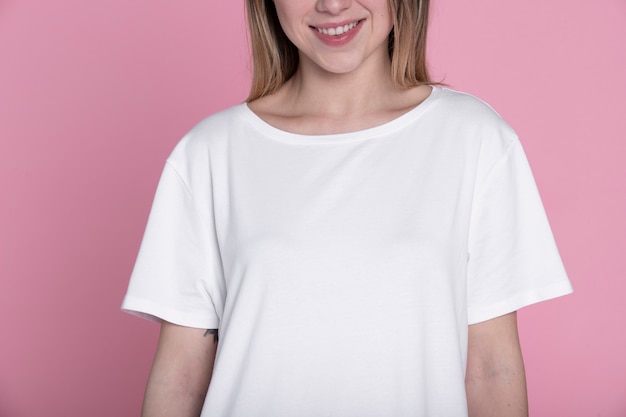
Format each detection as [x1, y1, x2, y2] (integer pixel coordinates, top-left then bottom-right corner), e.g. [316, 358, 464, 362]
[121, 295, 220, 329]
[468, 280, 573, 325]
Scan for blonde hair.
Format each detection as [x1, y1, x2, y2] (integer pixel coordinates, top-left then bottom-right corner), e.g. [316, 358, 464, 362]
[245, 0, 433, 102]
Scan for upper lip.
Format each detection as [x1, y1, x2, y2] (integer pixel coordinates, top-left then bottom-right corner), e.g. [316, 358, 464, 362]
[310, 19, 364, 29]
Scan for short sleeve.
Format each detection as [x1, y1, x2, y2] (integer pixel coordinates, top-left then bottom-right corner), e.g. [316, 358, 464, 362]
[467, 138, 573, 324]
[121, 160, 225, 329]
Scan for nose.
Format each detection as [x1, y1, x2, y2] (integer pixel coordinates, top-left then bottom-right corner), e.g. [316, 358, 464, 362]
[316, 0, 352, 14]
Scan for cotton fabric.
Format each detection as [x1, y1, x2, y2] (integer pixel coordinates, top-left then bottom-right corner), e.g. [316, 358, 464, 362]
[122, 86, 572, 416]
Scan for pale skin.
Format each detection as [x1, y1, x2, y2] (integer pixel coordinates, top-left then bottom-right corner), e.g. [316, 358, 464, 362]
[141, 322, 218, 417]
[466, 312, 528, 417]
[141, 0, 529, 415]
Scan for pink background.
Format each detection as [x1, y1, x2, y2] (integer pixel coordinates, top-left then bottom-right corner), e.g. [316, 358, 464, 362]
[1, 0, 624, 416]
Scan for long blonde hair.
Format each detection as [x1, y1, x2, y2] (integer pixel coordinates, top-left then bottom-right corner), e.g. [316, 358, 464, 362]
[245, 0, 433, 102]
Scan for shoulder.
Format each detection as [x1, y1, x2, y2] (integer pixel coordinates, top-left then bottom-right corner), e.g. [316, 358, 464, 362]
[156, 103, 246, 188]
[432, 87, 514, 133]
[430, 86, 520, 158]
[165, 104, 245, 169]
[173, 104, 245, 156]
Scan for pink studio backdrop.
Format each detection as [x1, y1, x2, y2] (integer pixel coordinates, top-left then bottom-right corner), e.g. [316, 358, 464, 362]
[1, 0, 624, 416]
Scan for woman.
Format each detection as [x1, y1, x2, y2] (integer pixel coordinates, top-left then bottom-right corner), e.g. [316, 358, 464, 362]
[122, 0, 573, 416]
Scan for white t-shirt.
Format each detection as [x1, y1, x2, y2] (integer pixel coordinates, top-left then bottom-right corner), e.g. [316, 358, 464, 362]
[122, 86, 572, 416]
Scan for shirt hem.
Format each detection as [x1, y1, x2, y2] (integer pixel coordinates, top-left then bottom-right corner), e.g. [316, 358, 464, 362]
[468, 280, 573, 324]
[121, 294, 220, 329]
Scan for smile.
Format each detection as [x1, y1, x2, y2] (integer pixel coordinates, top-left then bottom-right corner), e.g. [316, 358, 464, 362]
[313, 20, 363, 36]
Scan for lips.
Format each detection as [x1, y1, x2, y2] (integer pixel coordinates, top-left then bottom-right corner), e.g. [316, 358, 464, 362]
[313, 20, 362, 36]
[310, 19, 365, 46]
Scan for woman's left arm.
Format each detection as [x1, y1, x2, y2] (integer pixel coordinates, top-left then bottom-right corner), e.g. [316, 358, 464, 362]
[466, 311, 529, 417]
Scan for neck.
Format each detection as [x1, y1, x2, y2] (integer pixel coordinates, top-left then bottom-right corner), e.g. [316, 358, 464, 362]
[279, 54, 397, 118]
[246, 50, 433, 135]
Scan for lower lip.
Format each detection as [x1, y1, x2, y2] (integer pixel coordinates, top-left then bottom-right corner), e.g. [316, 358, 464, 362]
[311, 20, 364, 47]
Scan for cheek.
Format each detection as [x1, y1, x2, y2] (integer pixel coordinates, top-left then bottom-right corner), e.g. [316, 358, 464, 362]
[376, 1, 394, 31]
[273, 13, 301, 50]
[272, 3, 304, 39]
[357, 1, 392, 36]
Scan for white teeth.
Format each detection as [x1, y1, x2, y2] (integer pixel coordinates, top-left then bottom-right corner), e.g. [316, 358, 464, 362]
[316, 21, 358, 36]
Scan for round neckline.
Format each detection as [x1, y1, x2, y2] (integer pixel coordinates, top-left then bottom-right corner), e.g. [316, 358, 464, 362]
[240, 85, 443, 145]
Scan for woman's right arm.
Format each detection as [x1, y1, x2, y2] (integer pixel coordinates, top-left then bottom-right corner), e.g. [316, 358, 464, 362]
[141, 321, 218, 417]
